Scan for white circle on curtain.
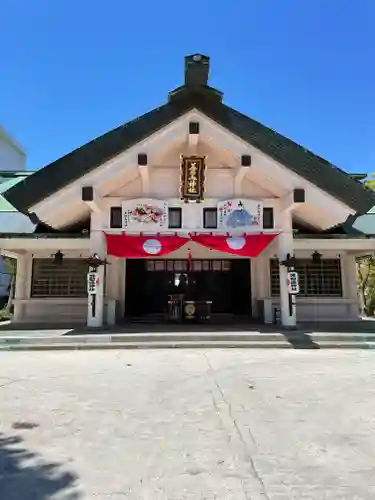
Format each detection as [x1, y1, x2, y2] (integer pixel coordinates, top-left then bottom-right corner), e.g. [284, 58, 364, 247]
[226, 236, 246, 250]
[143, 238, 162, 255]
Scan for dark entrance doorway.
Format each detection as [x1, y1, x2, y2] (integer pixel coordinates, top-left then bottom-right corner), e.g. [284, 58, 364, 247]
[125, 259, 251, 320]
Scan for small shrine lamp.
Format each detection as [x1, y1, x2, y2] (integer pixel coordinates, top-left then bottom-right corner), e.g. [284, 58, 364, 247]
[279, 253, 296, 268]
[311, 251, 322, 264]
[51, 250, 64, 265]
[85, 253, 109, 270]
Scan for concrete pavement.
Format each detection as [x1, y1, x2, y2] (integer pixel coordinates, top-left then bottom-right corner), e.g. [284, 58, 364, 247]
[1, 329, 375, 350]
[1, 349, 375, 499]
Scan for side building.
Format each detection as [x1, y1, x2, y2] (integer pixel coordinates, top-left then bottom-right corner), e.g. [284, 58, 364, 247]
[0, 126, 33, 304]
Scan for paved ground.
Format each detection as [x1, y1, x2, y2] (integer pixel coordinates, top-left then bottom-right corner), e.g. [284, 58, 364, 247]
[2, 319, 375, 338]
[1, 350, 375, 500]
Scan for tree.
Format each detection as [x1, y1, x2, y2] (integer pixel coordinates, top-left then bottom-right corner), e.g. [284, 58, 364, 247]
[364, 173, 375, 191]
[4, 256, 16, 313]
[357, 255, 375, 315]
[356, 174, 375, 315]
[0, 256, 16, 315]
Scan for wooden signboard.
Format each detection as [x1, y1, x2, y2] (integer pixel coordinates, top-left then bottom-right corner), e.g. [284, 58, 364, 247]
[180, 155, 206, 202]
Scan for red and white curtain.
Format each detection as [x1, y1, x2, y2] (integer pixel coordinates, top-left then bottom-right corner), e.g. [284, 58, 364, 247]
[105, 232, 278, 258]
[190, 233, 278, 257]
[104, 233, 188, 258]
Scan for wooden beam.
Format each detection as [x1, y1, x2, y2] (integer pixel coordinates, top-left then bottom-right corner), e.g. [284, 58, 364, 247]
[82, 186, 102, 213]
[280, 189, 306, 213]
[138, 153, 150, 195]
[234, 155, 252, 196]
[188, 122, 199, 148]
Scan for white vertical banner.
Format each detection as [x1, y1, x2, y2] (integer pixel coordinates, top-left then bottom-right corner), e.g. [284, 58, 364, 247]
[87, 271, 99, 295]
[287, 271, 300, 294]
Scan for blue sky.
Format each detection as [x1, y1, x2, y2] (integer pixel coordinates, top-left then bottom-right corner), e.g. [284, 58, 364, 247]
[1, 0, 374, 174]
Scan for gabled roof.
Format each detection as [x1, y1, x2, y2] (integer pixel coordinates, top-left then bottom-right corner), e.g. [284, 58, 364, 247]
[0, 174, 35, 212]
[4, 56, 375, 215]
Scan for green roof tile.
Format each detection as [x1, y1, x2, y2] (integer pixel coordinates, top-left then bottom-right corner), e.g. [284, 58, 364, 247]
[0, 176, 29, 212]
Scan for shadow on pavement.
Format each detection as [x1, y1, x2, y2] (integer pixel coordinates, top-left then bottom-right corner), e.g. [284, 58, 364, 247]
[0, 432, 81, 500]
[1, 319, 375, 349]
[281, 331, 320, 349]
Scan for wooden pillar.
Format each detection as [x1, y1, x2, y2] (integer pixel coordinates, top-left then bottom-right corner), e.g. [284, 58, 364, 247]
[13, 253, 31, 322]
[87, 213, 106, 328]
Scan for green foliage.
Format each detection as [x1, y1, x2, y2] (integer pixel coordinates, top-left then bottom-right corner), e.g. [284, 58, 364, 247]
[0, 308, 12, 321]
[364, 174, 375, 191]
[356, 174, 375, 315]
[1, 256, 16, 317]
[357, 255, 375, 316]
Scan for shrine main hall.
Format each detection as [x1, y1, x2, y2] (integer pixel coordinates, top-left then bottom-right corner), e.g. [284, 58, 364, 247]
[2, 54, 375, 328]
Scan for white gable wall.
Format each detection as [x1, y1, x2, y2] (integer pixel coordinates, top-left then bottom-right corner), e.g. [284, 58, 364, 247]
[110, 176, 143, 198]
[150, 169, 180, 199]
[28, 109, 355, 232]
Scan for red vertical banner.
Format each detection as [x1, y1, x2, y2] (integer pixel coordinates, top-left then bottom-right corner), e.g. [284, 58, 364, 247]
[187, 246, 193, 270]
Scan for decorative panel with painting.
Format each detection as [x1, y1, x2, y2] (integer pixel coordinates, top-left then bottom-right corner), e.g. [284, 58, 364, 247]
[122, 199, 168, 230]
[217, 199, 263, 231]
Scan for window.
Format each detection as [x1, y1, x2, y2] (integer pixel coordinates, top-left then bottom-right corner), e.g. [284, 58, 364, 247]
[145, 260, 231, 272]
[168, 207, 182, 229]
[263, 208, 274, 229]
[270, 258, 342, 297]
[110, 207, 122, 228]
[203, 208, 218, 229]
[31, 259, 89, 297]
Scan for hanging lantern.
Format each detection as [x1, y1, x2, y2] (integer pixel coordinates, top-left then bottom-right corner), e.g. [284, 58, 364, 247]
[311, 251, 322, 264]
[51, 250, 64, 265]
[85, 253, 109, 270]
[280, 253, 296, 268]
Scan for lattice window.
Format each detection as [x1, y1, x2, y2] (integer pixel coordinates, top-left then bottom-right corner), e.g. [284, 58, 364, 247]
[31, 259, 89, 297]
[145, 260, 231, 272]
[270, 258, 342, 297]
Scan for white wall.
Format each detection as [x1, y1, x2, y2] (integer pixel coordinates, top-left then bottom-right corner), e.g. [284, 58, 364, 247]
[109, 166, 272, 202]
[110, 176, 143, 198]
[104, 163, 275, 232]
[255, 250, 359, 322]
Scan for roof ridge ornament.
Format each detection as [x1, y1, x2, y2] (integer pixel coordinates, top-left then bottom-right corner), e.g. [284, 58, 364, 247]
[168, 54, 223, 103]
[184, 54, 210, 86]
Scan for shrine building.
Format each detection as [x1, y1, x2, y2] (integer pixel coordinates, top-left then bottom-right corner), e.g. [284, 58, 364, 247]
[2, 54, 375, 328]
